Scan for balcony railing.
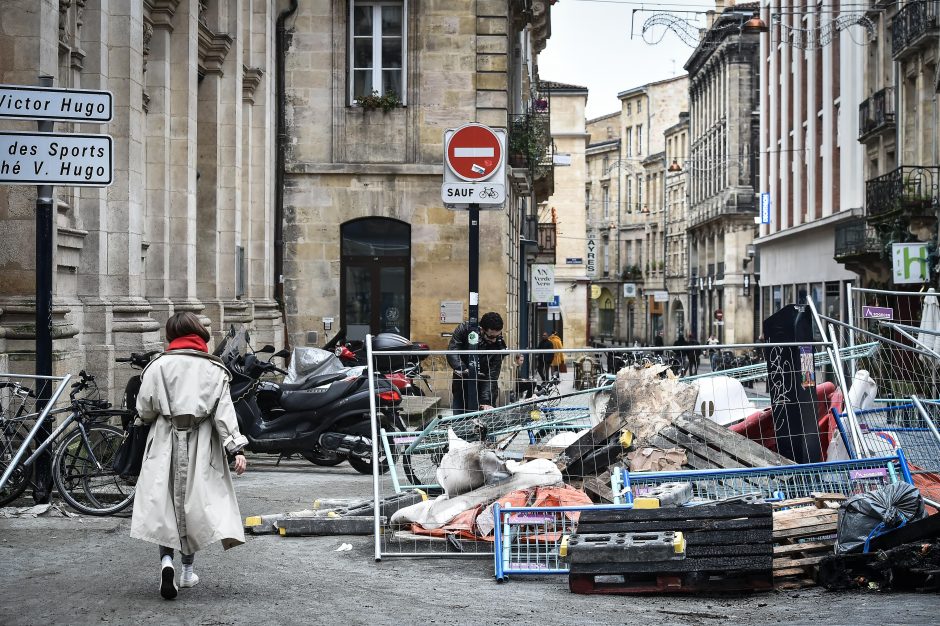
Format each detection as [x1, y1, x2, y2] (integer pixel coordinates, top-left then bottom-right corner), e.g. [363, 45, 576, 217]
[536, 222, 556, 263]
[858, 87, 896, 139]
[834, 219, 882, 260]
[892, 0, 939, 58]
[866, 165, 940, 219]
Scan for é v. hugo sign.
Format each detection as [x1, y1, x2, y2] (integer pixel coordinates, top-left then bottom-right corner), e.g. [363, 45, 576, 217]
[0, 131, 113, 186]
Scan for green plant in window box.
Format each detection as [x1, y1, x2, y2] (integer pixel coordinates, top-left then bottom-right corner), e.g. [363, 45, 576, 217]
[508, 115, 548, 170]
[354, 90, 401, 112]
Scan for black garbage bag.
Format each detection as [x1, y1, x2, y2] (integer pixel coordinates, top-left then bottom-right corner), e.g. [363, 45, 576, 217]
[835, 482, 927, 554]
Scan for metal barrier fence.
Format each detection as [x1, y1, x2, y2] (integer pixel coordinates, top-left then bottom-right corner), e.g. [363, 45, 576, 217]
[0, 373, 72, 499]
[492, 503, 632, 581]
[367, 337, 852, 560]
[615, 452, 908, 505]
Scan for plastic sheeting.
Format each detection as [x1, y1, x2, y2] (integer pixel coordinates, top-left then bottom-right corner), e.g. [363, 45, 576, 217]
[835, 482, 927, 554]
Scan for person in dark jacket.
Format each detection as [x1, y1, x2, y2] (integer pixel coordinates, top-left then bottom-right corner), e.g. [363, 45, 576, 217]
[536, 332, 553, 381]
[674, 332, 689, 374]
[447, 312, 507, 414]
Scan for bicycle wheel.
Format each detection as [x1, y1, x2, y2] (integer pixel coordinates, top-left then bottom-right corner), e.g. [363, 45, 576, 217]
[0, 429, 31, 506]
[53, 424, 136, 516]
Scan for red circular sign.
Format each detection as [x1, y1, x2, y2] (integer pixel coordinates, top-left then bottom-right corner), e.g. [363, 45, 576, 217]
[446, 123, 503, 181]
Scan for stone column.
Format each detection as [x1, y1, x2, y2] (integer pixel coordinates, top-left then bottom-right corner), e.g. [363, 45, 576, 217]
[143, 0, 180, 330]
[195, 1, 240, 341]
[167, 0, 205, 326]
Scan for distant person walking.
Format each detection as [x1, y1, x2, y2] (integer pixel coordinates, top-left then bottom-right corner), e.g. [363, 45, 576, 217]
[548, 331, 564, 376]
[687, 333, 701, 375]
[536, 332, 553, 381]
[707, 333, 720, 370]
[674, 332, 689, 373]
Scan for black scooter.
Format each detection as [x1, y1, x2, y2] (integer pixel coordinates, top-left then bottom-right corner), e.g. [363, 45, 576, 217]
[218, 331, 405, 475]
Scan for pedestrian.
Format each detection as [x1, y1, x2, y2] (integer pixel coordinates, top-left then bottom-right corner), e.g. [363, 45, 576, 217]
[687, 332, 701, 375]
[653, 331, 664, 356]
[447, 311, 507, 414]
[548, 331, 565, 376]
[130, 312, 249, 600]
[707, 333, 720, 370]
[674, 332, 688, 373]
[536, 331, 553, 381]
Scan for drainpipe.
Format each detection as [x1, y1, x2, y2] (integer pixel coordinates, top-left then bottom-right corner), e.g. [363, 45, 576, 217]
[275, 0, 298, 323]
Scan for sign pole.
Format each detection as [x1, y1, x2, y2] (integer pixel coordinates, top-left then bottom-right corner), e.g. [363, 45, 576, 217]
[33, 74, 55, 503]
[464, 203, 480, 413]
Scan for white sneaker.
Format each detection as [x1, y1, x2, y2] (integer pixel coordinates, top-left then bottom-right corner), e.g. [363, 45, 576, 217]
[160, 559, 178, 600]
[180, 568, 199, 588]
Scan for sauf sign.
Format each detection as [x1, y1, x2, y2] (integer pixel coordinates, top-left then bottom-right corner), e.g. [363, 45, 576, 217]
[441, 123, 507, 208]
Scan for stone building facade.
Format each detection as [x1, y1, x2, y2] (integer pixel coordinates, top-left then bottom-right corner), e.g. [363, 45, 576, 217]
[838, 1, 939, 288]
[0, 0, 282, 402]
[686, 4, 761, 344]
[280, 0, 554, 351]
[664, 112, 690, 340]
[755, 0, 865, 326]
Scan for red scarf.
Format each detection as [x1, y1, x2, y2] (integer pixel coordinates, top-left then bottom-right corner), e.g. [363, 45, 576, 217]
[167, 334, 208, 353]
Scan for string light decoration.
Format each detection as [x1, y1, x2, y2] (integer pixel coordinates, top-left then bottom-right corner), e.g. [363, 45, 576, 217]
[772, 13, 876, 49]
[639, 9, 874, 50]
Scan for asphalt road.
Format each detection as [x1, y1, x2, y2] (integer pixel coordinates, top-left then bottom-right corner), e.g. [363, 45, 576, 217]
[1, 458, 936, 625]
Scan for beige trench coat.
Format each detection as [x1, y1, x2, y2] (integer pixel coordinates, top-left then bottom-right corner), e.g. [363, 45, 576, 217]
[130, 350, 249, 553]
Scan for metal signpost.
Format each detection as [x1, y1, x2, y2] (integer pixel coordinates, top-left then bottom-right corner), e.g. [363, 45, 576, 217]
[0, 78, 113, 502]
[442, 123, 506, 412]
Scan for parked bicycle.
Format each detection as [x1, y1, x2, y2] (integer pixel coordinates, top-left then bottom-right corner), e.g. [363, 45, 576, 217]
[2, 370, 135, 515]
[0, 380, 38, 506]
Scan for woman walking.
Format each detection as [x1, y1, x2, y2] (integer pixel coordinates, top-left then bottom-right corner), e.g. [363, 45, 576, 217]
[130, 312, 249, 600]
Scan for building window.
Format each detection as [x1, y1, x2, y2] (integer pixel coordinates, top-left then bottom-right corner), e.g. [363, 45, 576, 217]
[637, 124, 643, 155]
[626, 103, 632, 116]
[625, 128, 632, 157]
[599, 295, 614, 335]
[585, 186, 591, 211]
[349, 1, 406, 105]
[637, 100, 642, 114]
[603, 186, 610, 219]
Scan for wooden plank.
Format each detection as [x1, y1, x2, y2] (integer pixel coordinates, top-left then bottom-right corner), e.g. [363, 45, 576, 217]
[673, 412, 795, 468]
[563, 410, 627, 465]
[523, 444, 567, 461]
[773, 541, 834, 555]
[773, 566, 812, 577]
[569, 555, 773, 575]
[774, 522, 838, 540]
[579, 502, 771, 523]
[686, 544, 773, 558]
[581, 475, 614, 503]
[773, 498, 816, 510]
[654, 427, 747, 471]
[773, 510, 838, 529]
[577, 516, 773, 534]
[773, 554, 827, 568]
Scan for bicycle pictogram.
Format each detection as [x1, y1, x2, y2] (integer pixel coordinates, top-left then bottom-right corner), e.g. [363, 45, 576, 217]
[479, 186, 499, 199]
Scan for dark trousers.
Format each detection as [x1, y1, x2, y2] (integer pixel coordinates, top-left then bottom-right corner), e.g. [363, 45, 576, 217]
[160, 546, 194, 565]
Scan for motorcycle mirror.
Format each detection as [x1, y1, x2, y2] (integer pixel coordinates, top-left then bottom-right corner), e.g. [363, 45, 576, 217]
[273, 349, 291, 360]
[258, 344, 275, 354]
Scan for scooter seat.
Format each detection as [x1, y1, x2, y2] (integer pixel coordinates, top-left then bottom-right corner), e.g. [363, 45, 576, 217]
[279, 378, 358, 413]
[279, 372, 347, 392]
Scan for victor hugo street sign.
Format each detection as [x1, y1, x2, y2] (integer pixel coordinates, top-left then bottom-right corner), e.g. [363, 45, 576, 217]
[0, 84, 112, 123]
[0, 131, 113, 186]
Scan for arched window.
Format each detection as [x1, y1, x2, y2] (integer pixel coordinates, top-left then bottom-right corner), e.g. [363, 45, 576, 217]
[340, 218, 411, 340]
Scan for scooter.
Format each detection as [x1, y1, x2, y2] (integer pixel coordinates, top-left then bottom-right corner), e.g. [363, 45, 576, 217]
[217, 330, 406, 475]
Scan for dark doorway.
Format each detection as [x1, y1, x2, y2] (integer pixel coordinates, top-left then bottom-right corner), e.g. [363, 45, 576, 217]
[341, 218, 411, 341]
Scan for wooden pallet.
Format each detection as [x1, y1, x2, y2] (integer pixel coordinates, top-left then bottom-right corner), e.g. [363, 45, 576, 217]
[771, 496, 842, 589]
[649, 412, 795, 470]
[569, 570, 773, 594]
[570, 503, 774, 594]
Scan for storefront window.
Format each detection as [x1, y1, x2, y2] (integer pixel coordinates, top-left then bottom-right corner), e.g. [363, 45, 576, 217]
[772, 285, 782, 312]
[825, 282, 841, 321]
[783, 284, 793, 307]
[810, 283, 823, 310]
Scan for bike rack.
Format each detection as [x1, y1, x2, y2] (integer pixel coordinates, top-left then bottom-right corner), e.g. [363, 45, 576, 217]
[0, 373, 72, 492]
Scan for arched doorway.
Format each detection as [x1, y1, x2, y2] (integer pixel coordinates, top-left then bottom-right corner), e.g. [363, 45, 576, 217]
[598, 289, 614, 337]
[340, 218, 411, 341]
[672, 299, 685, 339]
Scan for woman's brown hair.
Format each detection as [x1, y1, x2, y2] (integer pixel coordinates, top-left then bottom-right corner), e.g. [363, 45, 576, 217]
[165, 311, 210, 342]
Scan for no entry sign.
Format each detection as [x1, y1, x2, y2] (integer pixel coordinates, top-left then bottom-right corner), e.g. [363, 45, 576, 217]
[445, 123, 503, 181]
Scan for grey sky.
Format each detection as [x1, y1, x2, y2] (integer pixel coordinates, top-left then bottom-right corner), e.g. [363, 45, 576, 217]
[538, 0, 716, 120]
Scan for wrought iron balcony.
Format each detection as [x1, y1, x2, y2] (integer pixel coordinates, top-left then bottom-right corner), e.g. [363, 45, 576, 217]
[892, 0, 939, 59]
[865, 166, 940, 220]
[834, 219, 881, 261]
[858, 87, 896, 140]
[536, 222, 556, 264]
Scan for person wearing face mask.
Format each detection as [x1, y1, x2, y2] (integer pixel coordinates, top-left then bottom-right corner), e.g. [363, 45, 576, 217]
[447, 311, 507, 414]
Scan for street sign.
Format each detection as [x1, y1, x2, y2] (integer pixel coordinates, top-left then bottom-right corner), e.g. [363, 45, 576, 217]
[586, 233, 597, 278]
[0, 84, 112, 123]
[623, 283, 636, 298]
[530, 264, 554, 302]
[565, 257, 583, 265]
[445, 123, 503, 181]
[0, 130, 113, 186]
[653, 290, 668, 302]
[441, 182, 504, 205]
[760, 192, 771, 224]
[862, 306, 893, 320]
[892, 242, 929, 284]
